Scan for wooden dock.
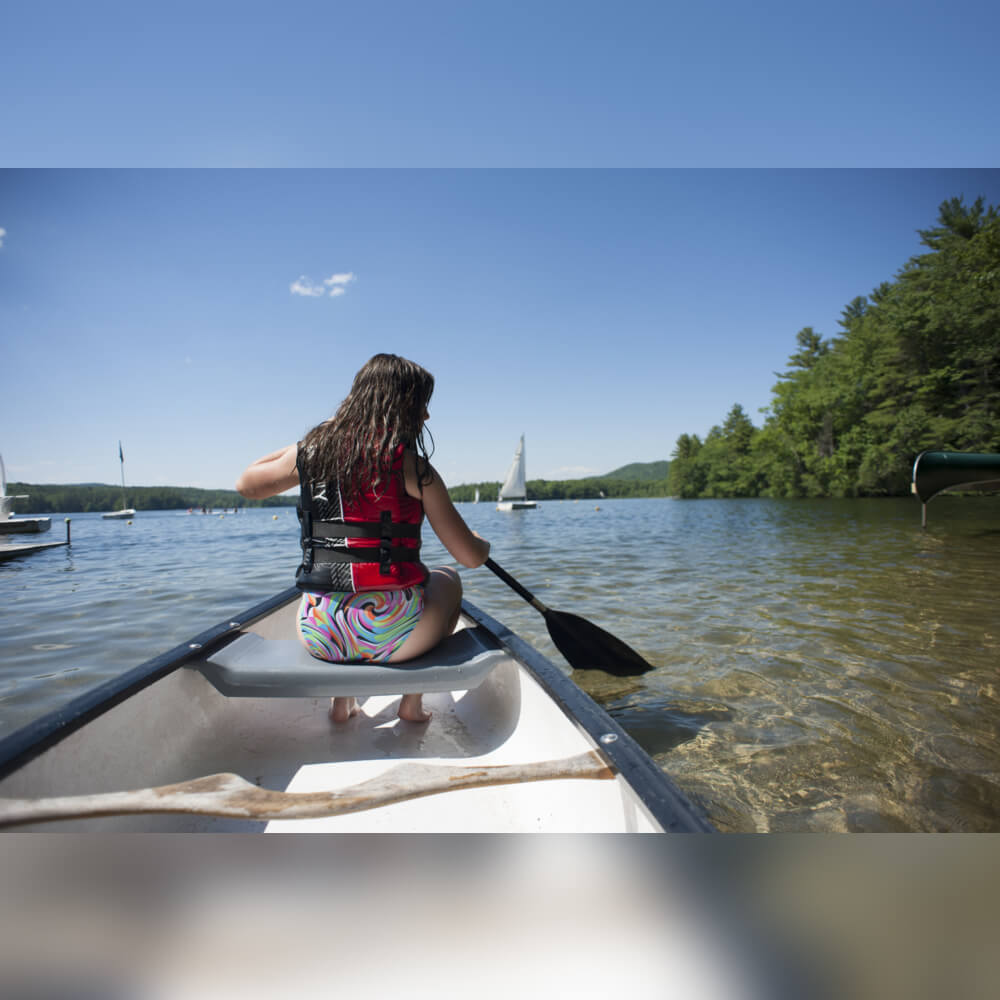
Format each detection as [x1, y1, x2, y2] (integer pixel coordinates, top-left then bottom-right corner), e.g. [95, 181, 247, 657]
[0, 520, 72, 562]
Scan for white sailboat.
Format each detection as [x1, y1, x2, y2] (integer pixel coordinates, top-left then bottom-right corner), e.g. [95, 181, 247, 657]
[0, 453, 51, 534]
[473, 488, 480, 504]
[102, 441, 136, 520]
[496, 434, 537, 511]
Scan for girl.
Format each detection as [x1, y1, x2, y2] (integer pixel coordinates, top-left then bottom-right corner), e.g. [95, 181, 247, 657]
[236, 354, 490, 724]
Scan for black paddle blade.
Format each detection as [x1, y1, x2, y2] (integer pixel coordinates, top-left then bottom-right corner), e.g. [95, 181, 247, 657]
[543, 609, 654, 677]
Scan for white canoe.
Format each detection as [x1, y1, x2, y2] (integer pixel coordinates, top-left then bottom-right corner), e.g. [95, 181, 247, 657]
[0, 588, 711, 832]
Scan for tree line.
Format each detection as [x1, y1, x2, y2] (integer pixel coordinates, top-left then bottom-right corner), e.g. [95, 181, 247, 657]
[667, 196, 1000, 498]
[448, 476, 671, 503]
[6, 483, 296, 514]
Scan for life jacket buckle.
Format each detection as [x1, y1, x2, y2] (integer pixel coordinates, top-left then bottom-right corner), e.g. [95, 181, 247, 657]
[379, 511, 393, 574]
[300, 509, 314, 571]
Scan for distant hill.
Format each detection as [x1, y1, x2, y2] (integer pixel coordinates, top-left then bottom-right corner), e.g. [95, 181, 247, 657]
[6, 482, 296, 514]
[598, 461, 670, 482]
[448, 460, 673, 501]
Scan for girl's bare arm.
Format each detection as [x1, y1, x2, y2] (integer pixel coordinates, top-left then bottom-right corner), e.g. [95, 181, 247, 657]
[405, 452, 490, 568]
[236, 444, 299, 500]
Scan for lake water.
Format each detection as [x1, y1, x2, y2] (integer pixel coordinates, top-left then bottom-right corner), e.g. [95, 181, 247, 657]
[1, 497, 997, 832]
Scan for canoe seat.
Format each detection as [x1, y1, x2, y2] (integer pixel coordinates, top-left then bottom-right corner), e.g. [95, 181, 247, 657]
[193, 627, 507, 698]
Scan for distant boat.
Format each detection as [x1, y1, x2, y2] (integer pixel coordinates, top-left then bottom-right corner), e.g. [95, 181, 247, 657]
[0, 452, 51, 535]
[473, 488, 480, 504]
[912, 450, 1000, 526]
[496, 435, 537, 511]
[102, 441, 136, 520]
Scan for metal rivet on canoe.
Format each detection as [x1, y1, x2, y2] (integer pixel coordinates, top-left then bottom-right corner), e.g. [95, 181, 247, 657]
[229, 622, 241, 628]
[189, 643, 202, 650]
[599, 733, 618, 745]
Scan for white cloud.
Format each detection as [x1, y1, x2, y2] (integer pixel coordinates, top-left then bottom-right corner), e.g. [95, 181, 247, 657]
[324, 272, 356, 290]
[290, 275, 326, 297]
[291, 271, 356, 299]
[0, 227, 6, 248]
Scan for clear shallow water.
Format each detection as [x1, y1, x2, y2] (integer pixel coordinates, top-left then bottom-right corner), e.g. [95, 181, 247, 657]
[1, 497, 998, 832]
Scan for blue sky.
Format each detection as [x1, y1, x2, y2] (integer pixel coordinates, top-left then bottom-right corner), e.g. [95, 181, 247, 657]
[2, 0, 998, 167]
[2, 169, 998, 490]
[1, 3, 998, 490]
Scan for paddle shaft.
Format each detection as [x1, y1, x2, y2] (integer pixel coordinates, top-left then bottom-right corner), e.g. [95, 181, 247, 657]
[482, 557, 654, 676]
[484, 558, 548, 613]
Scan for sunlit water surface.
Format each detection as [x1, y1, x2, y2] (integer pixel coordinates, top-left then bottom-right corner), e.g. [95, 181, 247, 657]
[1, 497, 997, 832]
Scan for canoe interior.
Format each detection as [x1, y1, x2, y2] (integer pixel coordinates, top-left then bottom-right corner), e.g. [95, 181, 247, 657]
[0, 595, 708, 832]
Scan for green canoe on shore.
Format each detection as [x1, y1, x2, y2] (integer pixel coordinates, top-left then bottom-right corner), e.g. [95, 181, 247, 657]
[912, 451, 1000, 525]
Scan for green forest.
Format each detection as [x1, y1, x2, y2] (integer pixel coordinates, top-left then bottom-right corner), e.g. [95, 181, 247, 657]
[448, 472, 670, 503]
[6, 483, 294, 514]
[667, 196, 1000, 498]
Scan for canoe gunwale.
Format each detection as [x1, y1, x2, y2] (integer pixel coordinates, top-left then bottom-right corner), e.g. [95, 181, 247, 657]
[460, 600, 714, 833]
[0, 586, 301, 783]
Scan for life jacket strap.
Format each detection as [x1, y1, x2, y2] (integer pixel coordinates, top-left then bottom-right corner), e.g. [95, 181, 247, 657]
[311, 520, 421, 540]
[310, 547, 422, 566]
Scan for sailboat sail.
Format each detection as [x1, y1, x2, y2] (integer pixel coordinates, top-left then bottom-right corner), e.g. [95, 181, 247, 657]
[118, 440, 127, 508]
[103, 441, 136, 519]
[0, 453, 29, 511]
[498, 435, 527, 501]
[0, 452, 49, 532]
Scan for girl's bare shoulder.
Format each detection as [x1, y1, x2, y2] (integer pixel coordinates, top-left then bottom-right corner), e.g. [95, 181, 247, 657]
[402, 448, 436, 498]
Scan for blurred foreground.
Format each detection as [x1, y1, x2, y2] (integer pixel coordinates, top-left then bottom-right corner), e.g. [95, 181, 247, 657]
[1, 835, 997, 999]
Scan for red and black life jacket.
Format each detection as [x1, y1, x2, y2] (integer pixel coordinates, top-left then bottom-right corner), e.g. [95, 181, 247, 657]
[295, 442, 427, 593]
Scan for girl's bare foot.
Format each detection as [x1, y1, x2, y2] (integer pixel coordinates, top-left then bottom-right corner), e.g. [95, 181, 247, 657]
[329, 696, 359, 723]
[398, 693, 431, 723]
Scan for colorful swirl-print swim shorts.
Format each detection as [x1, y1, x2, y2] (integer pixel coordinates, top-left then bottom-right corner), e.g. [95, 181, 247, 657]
[297, 588, 425, 663]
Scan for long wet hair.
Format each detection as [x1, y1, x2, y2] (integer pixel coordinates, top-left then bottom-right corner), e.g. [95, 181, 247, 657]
[301, 353, 435, 498]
